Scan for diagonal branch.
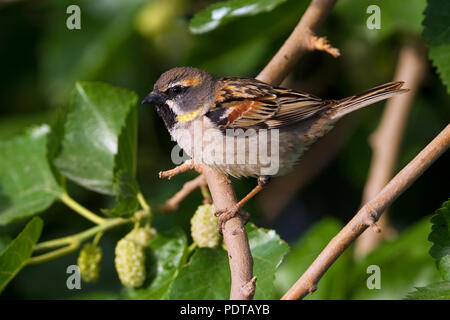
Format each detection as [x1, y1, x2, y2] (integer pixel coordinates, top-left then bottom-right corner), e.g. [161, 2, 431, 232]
[282, 124, 450, 300]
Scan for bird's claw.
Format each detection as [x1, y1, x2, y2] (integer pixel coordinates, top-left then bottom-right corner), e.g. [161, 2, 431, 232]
[215, 205, 250, 234]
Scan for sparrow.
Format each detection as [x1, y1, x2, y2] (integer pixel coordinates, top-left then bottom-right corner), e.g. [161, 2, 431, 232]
[142, 67, 408, 227]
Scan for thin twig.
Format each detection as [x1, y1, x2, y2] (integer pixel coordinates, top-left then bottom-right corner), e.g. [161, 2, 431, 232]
[27, 242, 80, 266]
[257, 0, 339, 86]
[59, 192, 106, 225]
[159, 159, 196, 179]
[160, 174, 207, 212]
[354, 43, 426, 258]
[282, 124, 450, 300]
[33, 218, 127, 251]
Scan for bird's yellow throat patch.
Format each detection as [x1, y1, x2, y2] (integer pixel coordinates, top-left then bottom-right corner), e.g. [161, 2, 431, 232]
[176, 107, 202, 123]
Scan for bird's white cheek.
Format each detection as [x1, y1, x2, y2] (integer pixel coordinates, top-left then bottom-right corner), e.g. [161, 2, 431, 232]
[165, 99, 183, 115]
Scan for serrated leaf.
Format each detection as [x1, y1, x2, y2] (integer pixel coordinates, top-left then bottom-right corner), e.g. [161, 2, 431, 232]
[405, 281, 450, 300]
[0, 125, 63, 225]
[0, 217, 43, 293]
[168, 223, 289, 299]
[55, 82, 138, 195]
[189, 0, 287, 34]
[275, 218, 350, 300]
[423, 0, 450, 93]
[124, 228, 188, 300]
[429, 199, 450, 280]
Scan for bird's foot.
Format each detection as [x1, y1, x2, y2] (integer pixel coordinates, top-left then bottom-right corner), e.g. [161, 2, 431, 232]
[215, 205, 250, 234]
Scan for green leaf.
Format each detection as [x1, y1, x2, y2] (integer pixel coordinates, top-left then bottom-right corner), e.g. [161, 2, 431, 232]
[0, 125, 63, 225]
[124, 228, 188, 300]
[0, 217, 43, 293]
[168, 223, 289, 299]
[423, 0, 450, 93]
[406, 281, 450, 300]
[429, 199, 450, 280]
[0, 234, 12, 255]
[184, 0, 308, 77]
[168, 248, 230, 299]
[189, 0, 287, 34]
[116, 106, 138, 178]
[335, 0, 426, 42]
[246, 223, 290, 299]
[275, 218, 351, 299]
[55, 82, 138, 195]
[102, 171, 140, 217]
[103, 106, 141, 217]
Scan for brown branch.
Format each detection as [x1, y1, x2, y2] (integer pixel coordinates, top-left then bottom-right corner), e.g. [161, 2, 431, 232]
[160, 162, 255, 300]
[257, 0, 339, 85]
[354, 43, 426, 258]
[282, 124, 450, 300]
[159, 174, 207, 212]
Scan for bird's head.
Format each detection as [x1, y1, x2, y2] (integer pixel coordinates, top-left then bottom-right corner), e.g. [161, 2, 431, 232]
[142, 67, 217, 129]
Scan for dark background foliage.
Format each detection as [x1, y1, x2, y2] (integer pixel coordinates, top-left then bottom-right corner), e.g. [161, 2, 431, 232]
[0, 0, 448, 299]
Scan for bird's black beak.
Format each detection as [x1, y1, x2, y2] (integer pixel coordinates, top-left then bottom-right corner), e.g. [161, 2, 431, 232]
[141, 92, 166, 106]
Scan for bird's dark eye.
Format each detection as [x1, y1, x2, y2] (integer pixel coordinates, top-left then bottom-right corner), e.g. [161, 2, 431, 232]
[167, 85, 186, 96]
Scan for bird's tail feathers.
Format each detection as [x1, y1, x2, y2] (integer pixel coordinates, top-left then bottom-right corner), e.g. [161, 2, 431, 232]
[330, 81, 409, 120]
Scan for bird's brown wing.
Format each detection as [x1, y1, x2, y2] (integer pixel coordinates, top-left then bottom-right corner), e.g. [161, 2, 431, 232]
[206, 77, 331, 130]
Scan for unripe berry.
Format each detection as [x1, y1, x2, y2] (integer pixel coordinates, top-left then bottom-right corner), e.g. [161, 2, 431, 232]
[125, 226, 157, 247]
[191, 204, 220, 248]
[114, 238, 146, 288]
[77, 243, 102, 283]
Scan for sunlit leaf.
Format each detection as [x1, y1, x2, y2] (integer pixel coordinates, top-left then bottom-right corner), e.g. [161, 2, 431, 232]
[0, 125, 63, 225]
[55, 82, 138, 195]
[247, 223, 290, 299]
[189, 0, 287, 34]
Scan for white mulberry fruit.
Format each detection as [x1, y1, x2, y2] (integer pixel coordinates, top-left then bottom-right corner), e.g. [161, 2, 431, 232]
[125, 226, 157, 247]
[114, 237, 146, 288]
[77, 243, 102, 283]
[191, 204, 220, 248]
